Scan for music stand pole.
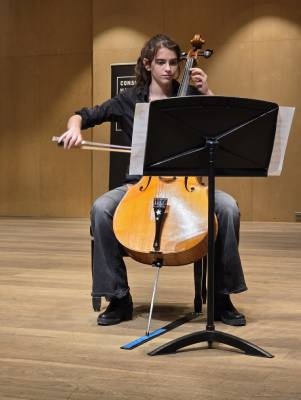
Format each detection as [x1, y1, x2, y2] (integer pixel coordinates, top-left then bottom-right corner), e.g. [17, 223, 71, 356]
[206, 138, 217, 337]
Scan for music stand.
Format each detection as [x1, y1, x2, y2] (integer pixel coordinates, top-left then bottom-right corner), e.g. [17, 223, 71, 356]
[139, 95, 278, 357]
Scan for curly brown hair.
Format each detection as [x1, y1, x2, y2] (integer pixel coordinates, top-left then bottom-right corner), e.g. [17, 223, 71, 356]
[135, 34, 181, 88]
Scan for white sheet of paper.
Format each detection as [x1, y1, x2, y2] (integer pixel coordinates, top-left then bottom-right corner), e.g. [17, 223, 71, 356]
[268, 106, 295, 176]
[129, 103, 149, 175]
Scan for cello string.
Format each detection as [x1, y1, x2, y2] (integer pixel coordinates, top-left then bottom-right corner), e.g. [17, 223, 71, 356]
[178, 57, 194, 96]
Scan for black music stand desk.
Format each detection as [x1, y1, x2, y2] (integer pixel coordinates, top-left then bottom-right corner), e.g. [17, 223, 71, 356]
[138, 95, 278, 358]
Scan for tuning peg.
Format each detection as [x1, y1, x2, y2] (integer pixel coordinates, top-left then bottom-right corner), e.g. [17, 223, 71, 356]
[201, 49, 213, 58]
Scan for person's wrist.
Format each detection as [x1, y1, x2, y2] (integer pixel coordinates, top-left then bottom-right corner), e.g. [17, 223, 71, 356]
[203, 88, 213, 95]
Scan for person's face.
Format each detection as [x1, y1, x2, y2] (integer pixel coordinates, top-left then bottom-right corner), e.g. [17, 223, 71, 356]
[144, 47, 179, 86]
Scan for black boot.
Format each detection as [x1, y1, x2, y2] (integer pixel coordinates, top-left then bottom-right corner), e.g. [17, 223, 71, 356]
[97, 293, 133, 325]
[214, 294, 246, 326]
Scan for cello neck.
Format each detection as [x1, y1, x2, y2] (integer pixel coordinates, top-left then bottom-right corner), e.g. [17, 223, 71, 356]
[177, 33, 206, 97]
[177, 57, 195, 97]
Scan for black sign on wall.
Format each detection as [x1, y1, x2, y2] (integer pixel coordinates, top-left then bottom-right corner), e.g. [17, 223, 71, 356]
[109, 63, 136, 189]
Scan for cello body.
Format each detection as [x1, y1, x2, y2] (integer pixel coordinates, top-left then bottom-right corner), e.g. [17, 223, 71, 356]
[113, 176, 215, 266]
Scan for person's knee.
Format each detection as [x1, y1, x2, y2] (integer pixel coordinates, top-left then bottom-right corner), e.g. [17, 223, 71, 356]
[91, 196, 112, 225]
[225, 198, 239, 219]
[215, 192, 240, 221]
[91, 187, 127, 229]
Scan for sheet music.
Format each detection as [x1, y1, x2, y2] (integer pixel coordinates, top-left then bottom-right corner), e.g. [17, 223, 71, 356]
[129, 103, 149, 175]
[268, 106, 295, 176]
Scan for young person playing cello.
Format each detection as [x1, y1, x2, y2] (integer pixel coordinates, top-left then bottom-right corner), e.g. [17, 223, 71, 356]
[58, 34, 247, 327]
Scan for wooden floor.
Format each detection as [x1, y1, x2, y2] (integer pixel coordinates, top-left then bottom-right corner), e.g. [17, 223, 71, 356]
[0, 218, 300, 400]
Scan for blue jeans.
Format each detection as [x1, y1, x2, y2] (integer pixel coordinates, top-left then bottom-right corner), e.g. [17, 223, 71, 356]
[91, 185, 247, 300]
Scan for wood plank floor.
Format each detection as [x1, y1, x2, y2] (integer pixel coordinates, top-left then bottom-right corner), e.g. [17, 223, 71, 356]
[0, 218, 300, 400]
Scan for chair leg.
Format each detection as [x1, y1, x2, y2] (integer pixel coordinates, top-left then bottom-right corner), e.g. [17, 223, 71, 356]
[193, 257, 207, 314]
[193, 260, 202, 314]
[90, 226, 101, 312]
[92, 296, 102, 312]
[202, 256, 207, 305]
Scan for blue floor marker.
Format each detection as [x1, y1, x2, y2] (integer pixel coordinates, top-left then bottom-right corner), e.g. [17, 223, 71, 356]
[121, 312, 199, 350]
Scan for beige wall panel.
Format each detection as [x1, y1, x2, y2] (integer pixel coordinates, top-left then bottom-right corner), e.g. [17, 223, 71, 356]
[39, 54, 93, 217]
[253, 0, 301, 41]
[0, 0, 92, 57]
[203, 41, 254, 98]
[0, 56, 40, 215]
[251, 27, 301, 220]
[247, 1, 300, 221]
[163, 0, 255, 48]
[36, 0, 92, 55]
[216, 178, 254, 221]
[213, 34, 300, 221]
[0, 53, 92, 217]
[0, 0, 92, 217]
[0, 0, 40, 57]
[93, 0, 165, 46]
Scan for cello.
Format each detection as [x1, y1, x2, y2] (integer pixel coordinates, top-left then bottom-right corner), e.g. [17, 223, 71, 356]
[113, 34, 216, 268]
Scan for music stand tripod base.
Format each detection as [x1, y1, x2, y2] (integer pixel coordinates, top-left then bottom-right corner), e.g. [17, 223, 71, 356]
[148, 329, 274, 357]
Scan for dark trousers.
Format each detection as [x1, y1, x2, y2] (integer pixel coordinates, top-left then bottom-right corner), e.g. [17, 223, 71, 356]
[90, 185, 247, 301]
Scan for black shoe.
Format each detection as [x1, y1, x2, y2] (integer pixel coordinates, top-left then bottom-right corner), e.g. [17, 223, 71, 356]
[97, 294, 133, 326]
[214, 294, 246, 326]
